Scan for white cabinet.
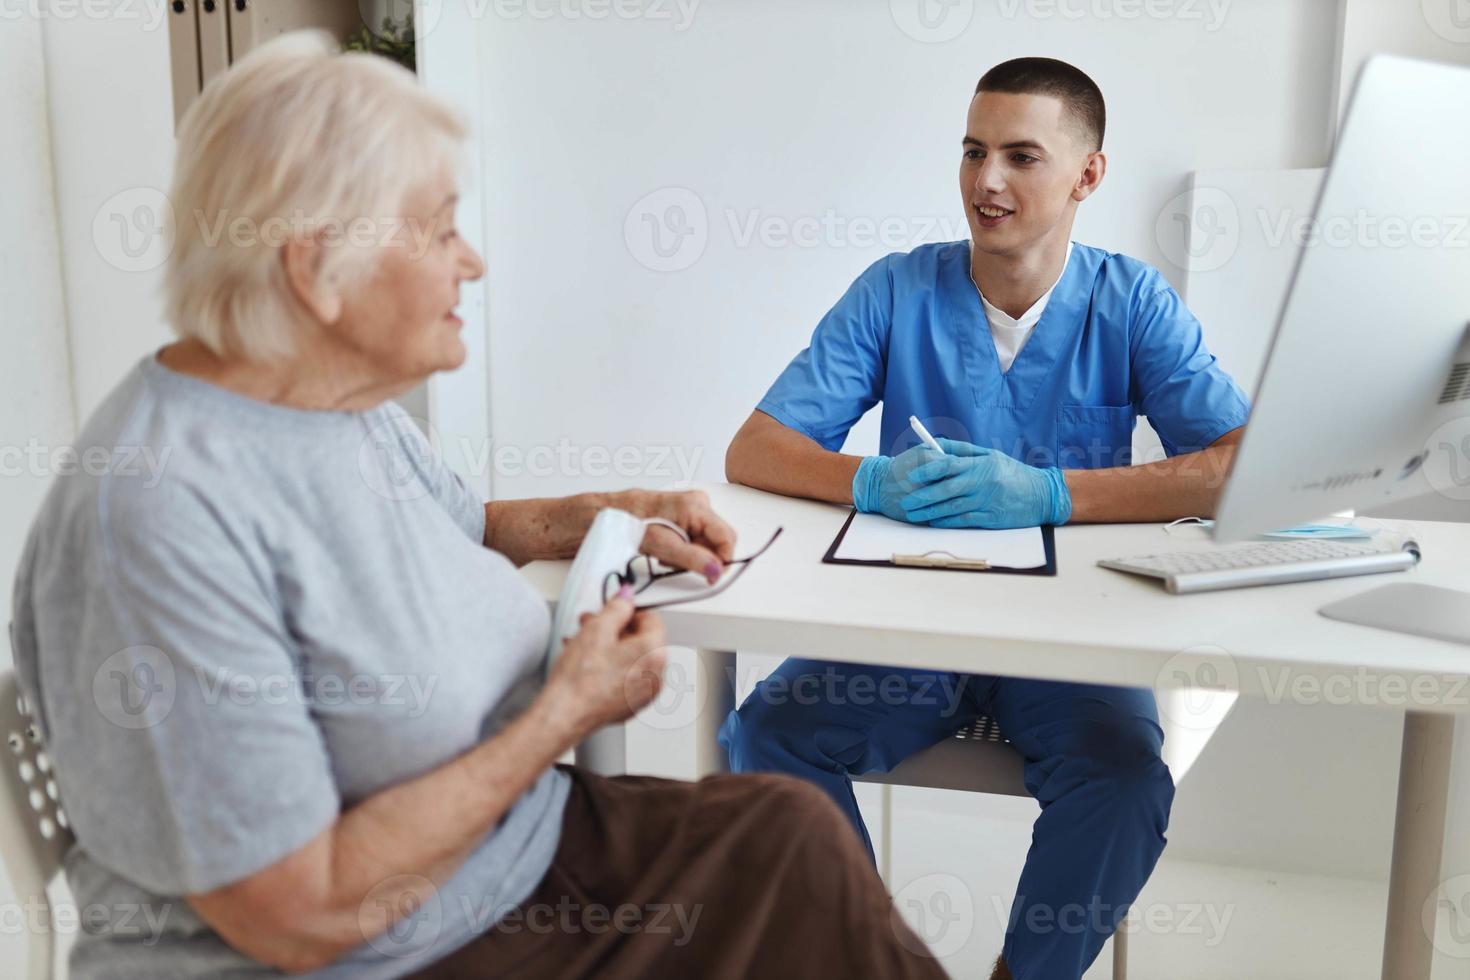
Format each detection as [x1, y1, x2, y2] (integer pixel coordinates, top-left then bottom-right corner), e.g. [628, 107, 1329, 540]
[166, 0, 369, 127]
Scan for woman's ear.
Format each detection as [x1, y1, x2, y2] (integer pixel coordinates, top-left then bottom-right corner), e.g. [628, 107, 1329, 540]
[281, 235, 344, 325]
[1073, 151, 1107, 204]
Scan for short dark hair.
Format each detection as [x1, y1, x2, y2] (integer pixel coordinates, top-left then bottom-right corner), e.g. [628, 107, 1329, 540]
[975, 57, 1106, 151]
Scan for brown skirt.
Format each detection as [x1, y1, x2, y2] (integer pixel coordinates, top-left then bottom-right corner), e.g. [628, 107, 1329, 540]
[409, 766, 948, 980]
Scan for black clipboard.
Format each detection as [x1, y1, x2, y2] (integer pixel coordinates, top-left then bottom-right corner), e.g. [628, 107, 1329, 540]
[821, 510, 1058, 577]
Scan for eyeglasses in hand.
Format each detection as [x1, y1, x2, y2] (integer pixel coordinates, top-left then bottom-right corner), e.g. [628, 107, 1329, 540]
[601, 527, 784, 611]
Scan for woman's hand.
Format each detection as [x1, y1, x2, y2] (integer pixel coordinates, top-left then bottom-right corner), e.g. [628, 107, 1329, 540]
[544, 593, 669, 738]
[617, 489, 738, 584]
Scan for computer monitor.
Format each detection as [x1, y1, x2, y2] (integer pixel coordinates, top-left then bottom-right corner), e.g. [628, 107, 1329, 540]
[1212, 54, 1470, 643]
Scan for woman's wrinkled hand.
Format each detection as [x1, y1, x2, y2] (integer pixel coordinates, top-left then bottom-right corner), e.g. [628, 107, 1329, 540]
[620, 489, 737, 585]
[546, 593, 669, 736]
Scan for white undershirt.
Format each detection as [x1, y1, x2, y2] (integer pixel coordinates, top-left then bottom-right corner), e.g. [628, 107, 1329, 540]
[976, 241, 1075, 374]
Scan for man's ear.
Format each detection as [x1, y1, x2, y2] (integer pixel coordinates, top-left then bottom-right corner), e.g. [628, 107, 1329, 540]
[281, 235, 344, 325]
[1072, 151, 1107, 203]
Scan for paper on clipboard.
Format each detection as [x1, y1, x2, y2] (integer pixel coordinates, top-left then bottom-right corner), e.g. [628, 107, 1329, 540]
[832, 513, 1048, 569]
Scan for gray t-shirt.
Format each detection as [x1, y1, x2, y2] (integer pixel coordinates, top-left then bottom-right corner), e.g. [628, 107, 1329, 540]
[9, 353, 569, 978]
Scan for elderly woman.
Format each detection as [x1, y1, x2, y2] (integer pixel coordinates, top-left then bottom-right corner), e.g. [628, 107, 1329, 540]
[9, 33, 947, 980]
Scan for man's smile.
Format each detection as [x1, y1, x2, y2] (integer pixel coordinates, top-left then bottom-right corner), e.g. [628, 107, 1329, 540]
[974, 203, 1016, 227]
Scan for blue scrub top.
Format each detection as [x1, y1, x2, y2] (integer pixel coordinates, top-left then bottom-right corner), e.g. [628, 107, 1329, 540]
[757, 241, 1250, 471]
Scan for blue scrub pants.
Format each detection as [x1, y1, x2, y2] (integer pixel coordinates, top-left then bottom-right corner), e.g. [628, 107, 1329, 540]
[718, 659, 1174, 980]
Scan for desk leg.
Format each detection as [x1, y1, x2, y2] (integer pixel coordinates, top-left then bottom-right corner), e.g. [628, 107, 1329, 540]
[693, 648, 737, 777]
[1382, 710, 1455, 980]
[575, 724, 626, 775]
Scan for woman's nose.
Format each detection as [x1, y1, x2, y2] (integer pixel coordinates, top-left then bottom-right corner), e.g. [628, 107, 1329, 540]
[460, 240, 486, 281]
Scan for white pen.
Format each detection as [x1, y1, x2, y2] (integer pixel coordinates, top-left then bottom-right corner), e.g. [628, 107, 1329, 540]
[908, 415, 946, 454]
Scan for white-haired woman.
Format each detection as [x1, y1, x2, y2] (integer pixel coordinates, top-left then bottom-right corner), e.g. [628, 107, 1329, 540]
[10, 32, 946, 980]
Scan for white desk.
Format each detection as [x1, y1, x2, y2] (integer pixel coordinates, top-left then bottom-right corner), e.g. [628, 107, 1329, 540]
[522, 482, 1470, 980]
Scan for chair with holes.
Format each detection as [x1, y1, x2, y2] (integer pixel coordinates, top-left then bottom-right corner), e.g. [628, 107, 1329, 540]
[854, 689, 1232, 980]
[0, 669, 76, 980]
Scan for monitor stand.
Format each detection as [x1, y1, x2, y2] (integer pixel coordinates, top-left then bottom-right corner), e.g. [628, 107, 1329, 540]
[1319, 582, 1470, 646]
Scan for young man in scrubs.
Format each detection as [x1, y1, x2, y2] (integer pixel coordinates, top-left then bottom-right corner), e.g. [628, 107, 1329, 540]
[719, 58, 1249, 980]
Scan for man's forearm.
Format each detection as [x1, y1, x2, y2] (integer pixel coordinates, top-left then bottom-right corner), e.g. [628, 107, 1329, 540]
[726, 410, 863, 505]
[729, 409, 1244, 525]
[1064, 438, 1239, 523]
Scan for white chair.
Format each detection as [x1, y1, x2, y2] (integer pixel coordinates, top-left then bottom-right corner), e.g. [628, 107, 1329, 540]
[0, 668, 76, 980]
[856, 690, 1233, 980]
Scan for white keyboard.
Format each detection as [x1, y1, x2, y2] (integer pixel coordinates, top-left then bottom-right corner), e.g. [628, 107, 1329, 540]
[1098, 536, 1421, 594]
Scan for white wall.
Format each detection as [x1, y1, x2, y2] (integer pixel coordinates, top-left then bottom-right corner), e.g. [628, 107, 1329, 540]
[1, 12, 77, 649]
[40, 7, 176, 420]
[417, 0, 496, 497]
[476, 0, 1338, 503]
[1335, 0, 1470, 121]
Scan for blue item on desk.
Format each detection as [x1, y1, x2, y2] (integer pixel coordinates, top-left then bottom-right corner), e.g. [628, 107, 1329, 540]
[1172, 517, 1373, 540]
[1260, 523, 1374, 541]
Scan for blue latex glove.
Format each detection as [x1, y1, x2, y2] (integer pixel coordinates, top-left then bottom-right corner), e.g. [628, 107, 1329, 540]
[899, 438, 1072, 528]
[852, 445, 945, 522]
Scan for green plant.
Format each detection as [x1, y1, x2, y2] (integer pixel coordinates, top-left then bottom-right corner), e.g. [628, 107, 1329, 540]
[345, 13, 416, 72]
